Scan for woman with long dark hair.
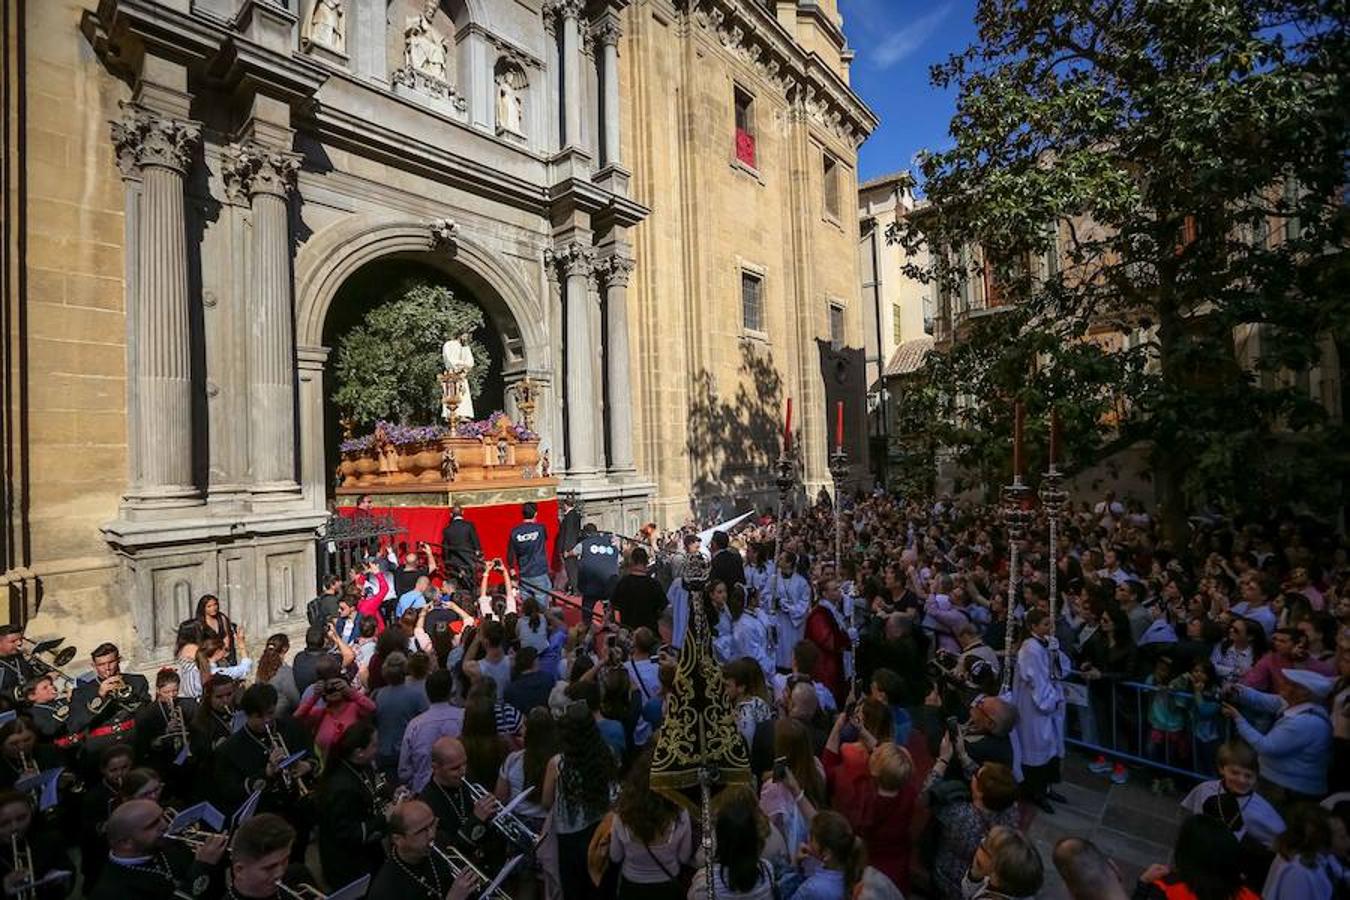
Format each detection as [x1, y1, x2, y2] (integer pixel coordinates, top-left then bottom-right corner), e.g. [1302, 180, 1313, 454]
[1082, 605, 1138, 779]
[255, 633, 300, 718]
[541, 701, 620, 900]
[316, 721, 386, 891]
[1135, 813, 1258, 900]
[782, 810, 867, 900]
[688, 788, 775, 899]
[192, 594, 238, 666]
[608, 748, 691, 899]
[1212, 617, 1267, 681]
[460, 694, 508, 788]
[496, 707, 557, 832]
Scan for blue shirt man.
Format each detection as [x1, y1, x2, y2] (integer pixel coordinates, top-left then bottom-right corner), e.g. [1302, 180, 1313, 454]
[396, 575, 432, 619]
[508, 502, 551, 604]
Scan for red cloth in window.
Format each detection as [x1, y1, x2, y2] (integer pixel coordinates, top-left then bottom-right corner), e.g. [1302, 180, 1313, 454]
[735, 128, 756, 167]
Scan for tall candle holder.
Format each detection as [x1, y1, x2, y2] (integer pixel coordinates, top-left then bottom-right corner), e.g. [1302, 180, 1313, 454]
[767, 451, 798, 658]
[828, 446, 850, 573]
[999, 476, 1035, 694]
[1038, 464, 1069, 623]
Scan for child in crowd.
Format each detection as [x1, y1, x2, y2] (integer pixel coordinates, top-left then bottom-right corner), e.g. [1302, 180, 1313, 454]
[1181, 739, 1284, 887]
[1145, 654, 1187, 791]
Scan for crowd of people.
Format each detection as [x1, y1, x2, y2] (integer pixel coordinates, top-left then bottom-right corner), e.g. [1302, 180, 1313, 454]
[0, 489, 1347, 900]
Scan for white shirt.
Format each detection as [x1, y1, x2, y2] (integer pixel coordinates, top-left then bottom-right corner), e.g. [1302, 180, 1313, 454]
[1180, 780, 1285, 848]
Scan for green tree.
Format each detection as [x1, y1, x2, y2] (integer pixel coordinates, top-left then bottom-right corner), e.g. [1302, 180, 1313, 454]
[892, 0, 1349, 538]
[332, 281, 488, 427]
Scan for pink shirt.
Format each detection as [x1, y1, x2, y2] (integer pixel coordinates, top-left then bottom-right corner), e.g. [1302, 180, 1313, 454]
[1241, 653, 1336, 692]
[295, 688, 376, 755]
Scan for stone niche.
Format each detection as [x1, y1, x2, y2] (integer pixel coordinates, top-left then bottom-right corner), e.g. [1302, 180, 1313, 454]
[388, 0, 469, 118]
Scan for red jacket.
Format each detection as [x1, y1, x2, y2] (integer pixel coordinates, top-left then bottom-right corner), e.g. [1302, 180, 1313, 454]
[805, 604, 849, 707]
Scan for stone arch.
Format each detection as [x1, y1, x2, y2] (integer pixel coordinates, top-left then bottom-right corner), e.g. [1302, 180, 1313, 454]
[294, 214, 545, 355]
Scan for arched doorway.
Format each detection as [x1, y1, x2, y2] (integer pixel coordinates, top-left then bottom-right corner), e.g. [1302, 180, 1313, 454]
[320, 256, 514, 501]
[293, 216, 551, 510]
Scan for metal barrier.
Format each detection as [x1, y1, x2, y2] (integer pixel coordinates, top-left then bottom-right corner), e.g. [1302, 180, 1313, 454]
[315, 512, 405, 583]
[1060, 672, 1235, 781]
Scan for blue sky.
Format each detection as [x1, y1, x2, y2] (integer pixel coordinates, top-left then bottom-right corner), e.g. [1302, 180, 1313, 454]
[838, 0, 979, 184]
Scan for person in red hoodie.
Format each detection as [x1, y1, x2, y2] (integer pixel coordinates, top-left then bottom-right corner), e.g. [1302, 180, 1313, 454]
[356, 555, 390, 633]
[804, 577, 852, 706]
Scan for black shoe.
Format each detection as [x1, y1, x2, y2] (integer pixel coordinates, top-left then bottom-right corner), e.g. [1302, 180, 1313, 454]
[1046, 789, 1069, 804]
[1032, 796, 1056, 815]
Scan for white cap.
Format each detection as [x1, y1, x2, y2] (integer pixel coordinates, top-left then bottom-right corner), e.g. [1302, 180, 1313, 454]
[1283, 667, 1335, 700]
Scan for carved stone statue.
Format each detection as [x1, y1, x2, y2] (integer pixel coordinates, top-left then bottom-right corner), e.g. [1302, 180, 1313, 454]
[440, 446, 459, 482]
[305, 0, 345, 53]
[539, 449, 551, 478]
[441, 332, 475, 420]
[405, 0, 450, 83]
[495, 65, 526, 135]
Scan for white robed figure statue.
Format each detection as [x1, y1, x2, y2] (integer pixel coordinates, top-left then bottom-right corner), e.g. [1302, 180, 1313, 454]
[441, 331, 475, 420]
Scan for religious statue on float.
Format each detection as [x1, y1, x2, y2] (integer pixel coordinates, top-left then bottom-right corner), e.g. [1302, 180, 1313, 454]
[441, 331, 475, 421]
[405, 0, 450, 83]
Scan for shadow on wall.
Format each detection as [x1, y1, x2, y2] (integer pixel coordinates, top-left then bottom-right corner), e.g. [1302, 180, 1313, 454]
[686, 342, 786, 520]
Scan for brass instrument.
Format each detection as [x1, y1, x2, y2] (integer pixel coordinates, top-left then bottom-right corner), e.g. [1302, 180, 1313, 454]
[463, 780, 541, 851]
[274, 882, 328, 900]
[430, 842, 513, 900]
[10, 833, 34, 900]
[159, 806, 224, 851]
[16, 751, 39, 779]
[18, 637, 79, 694]
[264, 723, 311, 797]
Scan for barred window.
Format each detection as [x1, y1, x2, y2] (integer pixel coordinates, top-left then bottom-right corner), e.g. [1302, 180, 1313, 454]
[741, 270, 764, 333]
[829, 303, 845, 350]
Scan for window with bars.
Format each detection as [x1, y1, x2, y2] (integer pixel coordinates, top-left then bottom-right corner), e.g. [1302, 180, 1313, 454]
[741, 270, 764, 333]
[734, 87, 756, 168]
[829, 302, 845, 350]
[823, 153, 840, 220]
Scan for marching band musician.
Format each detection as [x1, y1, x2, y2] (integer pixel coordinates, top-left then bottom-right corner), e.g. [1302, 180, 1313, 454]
[189, 674, 239, 781]
[88, 797, 227, 900]
[223, 813, 318, 900]
[77, 743, 134, 889]
[0, 717, 60, 792]
[67, 643, 149, 768]
[0, 626, 38, 703]
[316, 721, 388, 891]
[134, 669, 198, 797]
[213, 684, 316, 857]
[23, 676, 70, 744]
[419, 737, 495, 853]
[0, 789, 73, 899]
[368, 799, 483, 900]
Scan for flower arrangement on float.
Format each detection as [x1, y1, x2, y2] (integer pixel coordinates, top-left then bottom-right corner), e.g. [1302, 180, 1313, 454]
[336, 413, 543, 487]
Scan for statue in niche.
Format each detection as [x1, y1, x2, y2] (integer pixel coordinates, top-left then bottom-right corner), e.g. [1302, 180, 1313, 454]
[405, 0, 450, 83]
[495, 64, 526, 135]
[305, 0, 345, 53]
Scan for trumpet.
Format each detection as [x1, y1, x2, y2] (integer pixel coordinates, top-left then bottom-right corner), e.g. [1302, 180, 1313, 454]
[16, 751, 38, 778]
[10, 833, 33, 900]
[265, 723, 311, 797]
[430, 842, 512, 900]
[275, 882, 328, 900]
[158, 809, 219, 851]
[463, 780, 540, 851]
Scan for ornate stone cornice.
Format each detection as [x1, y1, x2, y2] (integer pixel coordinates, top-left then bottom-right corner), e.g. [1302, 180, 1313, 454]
[599, 255, 636, 287]
[545, 241, 596, 279]
[543, 0, 585, 27]
[456, 22, 544, 70]
[220, 141, 300, 202]
[110, 103, 201, 177]
[674, 0, 877, 148]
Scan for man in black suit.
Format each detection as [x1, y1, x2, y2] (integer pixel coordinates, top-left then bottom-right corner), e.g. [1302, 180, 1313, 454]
[708, 529, 746, 592]
[555, 496, 581, 592]
[440, 506, 482, 584]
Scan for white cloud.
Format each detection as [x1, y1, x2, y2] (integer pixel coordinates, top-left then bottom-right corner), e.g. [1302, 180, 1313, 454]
[870, 5, 954, 69]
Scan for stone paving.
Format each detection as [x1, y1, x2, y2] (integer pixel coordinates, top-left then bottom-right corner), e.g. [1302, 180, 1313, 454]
[1025, 753, 1189, 899]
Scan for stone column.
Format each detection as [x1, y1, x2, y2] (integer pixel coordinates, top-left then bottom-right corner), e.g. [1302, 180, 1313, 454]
[602, 256, 636, 474]
[222, 143, 302, 490]
[111, 104, 201, 502]
[296, 346, 329, 509]
[550, 0, 585, 148]
[552, 242, 599, 476]
[596, 19, 622, 168]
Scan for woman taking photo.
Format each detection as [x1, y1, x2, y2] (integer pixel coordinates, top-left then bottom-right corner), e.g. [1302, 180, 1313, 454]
[608, 748, 692, 900]
[541, 702, 620, 900]
[760, 718, 826, 855]
[1211, 617, 1266, 682]
[316, 722, 387, 892]
[782, 810, 867, 900]
[294, 673, 376, 756]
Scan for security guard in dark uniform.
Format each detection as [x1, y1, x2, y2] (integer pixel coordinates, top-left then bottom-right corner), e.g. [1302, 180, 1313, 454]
[570, 522, 621, 628]
[66, 643, 149, 772]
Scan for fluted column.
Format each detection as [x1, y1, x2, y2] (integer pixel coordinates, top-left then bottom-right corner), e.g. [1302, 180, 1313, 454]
[602, 256, 636, 474]
[222, 143, 302, 490]
[111, 104, 201, 502]
[597, 19, 622, 168]
[547, 0, 585, 148]
[551, 242, 599, 475]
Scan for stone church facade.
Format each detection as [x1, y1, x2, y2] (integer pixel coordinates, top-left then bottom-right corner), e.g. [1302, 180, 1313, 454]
[0, 0, 873, 661]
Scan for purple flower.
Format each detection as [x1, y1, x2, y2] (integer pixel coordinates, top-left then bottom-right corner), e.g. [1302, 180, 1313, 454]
[340, 435, 375, 453]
